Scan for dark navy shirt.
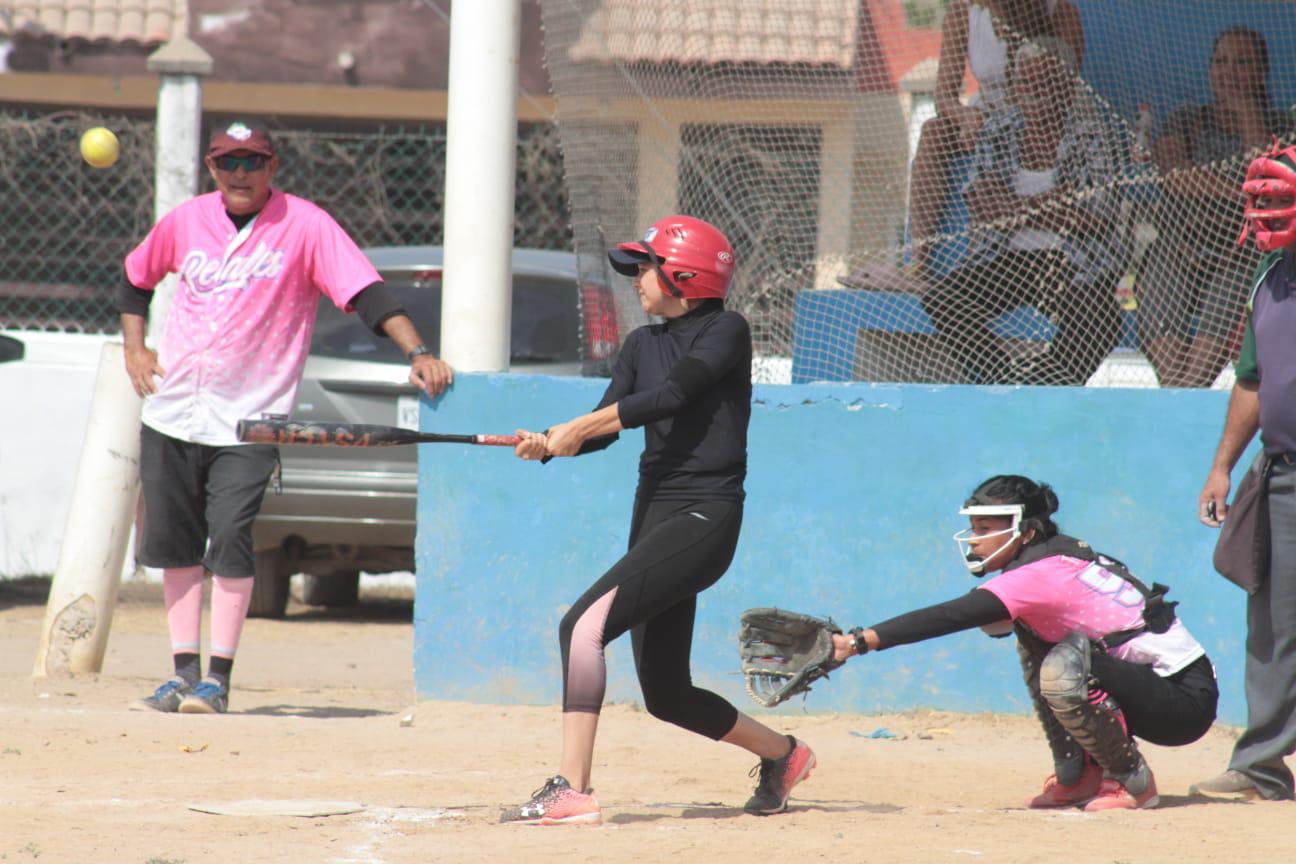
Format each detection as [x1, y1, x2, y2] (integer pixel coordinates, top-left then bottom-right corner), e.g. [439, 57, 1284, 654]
[1239, 251, 1296, 454]
[582, 299, 752, 502]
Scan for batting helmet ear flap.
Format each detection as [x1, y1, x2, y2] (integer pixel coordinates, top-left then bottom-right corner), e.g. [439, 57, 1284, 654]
[638, 241, 684, 298]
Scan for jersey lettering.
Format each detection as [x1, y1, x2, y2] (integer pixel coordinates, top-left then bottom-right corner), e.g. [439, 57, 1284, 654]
[180, 242, 286, 295]
[1075, 562, 1143, 608]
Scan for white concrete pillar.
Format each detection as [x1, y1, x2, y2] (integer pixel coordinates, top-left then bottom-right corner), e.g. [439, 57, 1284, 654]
[145, 35, 213, 340]
[440, 0, 521, 372]
[33, 343, 144, 677]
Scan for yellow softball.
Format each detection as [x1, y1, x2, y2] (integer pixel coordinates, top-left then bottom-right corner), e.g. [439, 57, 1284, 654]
[79, 126, 120, 169]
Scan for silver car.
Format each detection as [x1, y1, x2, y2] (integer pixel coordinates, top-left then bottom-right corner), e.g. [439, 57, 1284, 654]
[248, 246, 618, 616]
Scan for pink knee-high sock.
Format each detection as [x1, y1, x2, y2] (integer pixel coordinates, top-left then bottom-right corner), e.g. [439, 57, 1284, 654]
[162, 566, 204, 655]
[209, 575, 255, 659]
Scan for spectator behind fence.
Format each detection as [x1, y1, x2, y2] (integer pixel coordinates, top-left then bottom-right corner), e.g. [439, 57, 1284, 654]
[1139, 27, 1291, 389]
[903, 0, 1084, 280]
[919, 38, 1129, 385]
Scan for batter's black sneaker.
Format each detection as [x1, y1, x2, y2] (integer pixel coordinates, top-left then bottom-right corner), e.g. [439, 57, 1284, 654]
[744, 735, 816, 815]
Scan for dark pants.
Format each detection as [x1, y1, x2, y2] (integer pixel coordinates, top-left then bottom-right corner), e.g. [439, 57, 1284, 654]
[558, 498, 743, 741]
[921, 249, 1122, 386]
[137, 424, 278, 578]
[1090, 653, 1218, 746]
[1229, 460, 1296, 799]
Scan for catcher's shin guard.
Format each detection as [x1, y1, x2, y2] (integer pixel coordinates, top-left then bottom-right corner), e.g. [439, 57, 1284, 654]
[1016, 637, 1086, 786]
[1039, 631, 1143, 786]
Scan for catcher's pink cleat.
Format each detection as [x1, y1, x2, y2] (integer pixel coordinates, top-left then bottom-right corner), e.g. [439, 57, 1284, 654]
[744, 735, 816, 815]
[1083, 773, 1160, 812]
[1026, 761, 1103, 809]
[500, 776, 601, 826]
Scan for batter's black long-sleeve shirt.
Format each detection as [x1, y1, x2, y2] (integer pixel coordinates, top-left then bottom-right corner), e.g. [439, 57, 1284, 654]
[581, 299, 752, 502]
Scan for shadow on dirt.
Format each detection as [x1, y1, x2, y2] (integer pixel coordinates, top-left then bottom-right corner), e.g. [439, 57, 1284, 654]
[0, 576, 51, 611]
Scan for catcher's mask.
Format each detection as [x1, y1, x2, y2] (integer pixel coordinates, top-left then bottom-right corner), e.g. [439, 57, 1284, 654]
[607, 215, 736, 300]
[954, 474, 1055, 574]
[954, 503, 1025, 575]
[1238, 142, 1296, 252]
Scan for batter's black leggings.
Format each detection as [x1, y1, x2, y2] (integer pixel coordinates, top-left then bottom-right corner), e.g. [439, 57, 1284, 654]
[558, 497, 742, 741]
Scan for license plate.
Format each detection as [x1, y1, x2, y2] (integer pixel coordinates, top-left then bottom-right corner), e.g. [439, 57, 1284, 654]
[396, 395, 420, 431]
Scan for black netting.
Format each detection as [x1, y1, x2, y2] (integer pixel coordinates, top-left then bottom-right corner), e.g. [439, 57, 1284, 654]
[541, 0, 1296, 387]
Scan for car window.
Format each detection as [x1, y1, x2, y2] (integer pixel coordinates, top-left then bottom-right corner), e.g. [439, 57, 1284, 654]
[309, 272, 580, 365]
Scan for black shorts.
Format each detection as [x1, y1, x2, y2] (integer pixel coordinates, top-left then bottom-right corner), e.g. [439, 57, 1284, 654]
[137, 424, 278, 578]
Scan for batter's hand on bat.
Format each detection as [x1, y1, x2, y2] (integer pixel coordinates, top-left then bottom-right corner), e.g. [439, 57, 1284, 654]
[1200, 468, 1231, 527]
[124, 345, 165, 396]
[543, 419, 587, 457]
[410, 356, 453, 397]
[513, 429, 548, 460]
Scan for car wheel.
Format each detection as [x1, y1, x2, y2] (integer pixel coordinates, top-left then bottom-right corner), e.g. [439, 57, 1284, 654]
[300, 570, 361, 607]
[248, 548, 291, 619]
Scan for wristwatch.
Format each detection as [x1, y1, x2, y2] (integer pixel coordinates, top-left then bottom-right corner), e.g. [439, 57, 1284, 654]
[849, 627, 870, 655]
[406, 344, 432, 362]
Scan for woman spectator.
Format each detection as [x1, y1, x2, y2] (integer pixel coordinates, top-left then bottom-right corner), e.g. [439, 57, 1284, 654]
[1139, 27, 1290, 388]
[906, 0, 1085, 278]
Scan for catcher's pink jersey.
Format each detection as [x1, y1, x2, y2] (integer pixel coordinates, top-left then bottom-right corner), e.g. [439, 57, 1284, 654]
[980, 554, 1205, 677]
[125, 190, 378, 445]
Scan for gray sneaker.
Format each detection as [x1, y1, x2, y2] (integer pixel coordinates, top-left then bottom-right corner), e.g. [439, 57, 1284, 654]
[178, 680, 229, 715]
[1188, 770, 1261, 800]
[128, 677, 193, 713]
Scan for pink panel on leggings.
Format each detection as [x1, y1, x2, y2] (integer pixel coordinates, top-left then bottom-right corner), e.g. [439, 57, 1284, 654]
[565, 588, 618, 714]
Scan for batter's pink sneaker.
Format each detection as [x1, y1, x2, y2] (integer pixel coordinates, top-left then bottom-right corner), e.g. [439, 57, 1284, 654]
[500, 775, 601, 826]
[1026, 761, 1104, 808]
[744, 735, 816, 815]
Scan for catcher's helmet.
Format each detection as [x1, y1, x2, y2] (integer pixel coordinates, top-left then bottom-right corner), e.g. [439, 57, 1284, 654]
[607, 215, 735, 299]
[954, 475, 1058, 575]
[1238, 142, 1296, 252]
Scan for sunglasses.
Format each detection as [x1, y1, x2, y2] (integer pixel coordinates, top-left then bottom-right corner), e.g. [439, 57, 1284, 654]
[213, 154, 269, 173]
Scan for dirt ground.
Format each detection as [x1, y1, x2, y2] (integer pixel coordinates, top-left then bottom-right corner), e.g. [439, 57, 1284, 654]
[1, 578, 1292, 864]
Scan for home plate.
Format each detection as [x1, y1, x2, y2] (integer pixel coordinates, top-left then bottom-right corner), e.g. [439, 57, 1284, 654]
[188, 799, 366, 817]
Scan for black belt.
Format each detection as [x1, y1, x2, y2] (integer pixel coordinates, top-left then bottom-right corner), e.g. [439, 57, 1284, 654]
[1272, 452, 1296, 466]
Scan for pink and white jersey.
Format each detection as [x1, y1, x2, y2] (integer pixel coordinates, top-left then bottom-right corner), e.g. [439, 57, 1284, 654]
[125, 190, 378, 445]
[980, 554, 1205, 677]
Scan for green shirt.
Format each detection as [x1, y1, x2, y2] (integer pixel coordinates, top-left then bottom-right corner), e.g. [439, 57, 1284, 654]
[1235, 251, 1287, 382]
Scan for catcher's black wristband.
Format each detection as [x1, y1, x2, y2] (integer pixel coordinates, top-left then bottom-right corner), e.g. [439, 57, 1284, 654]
[849, 627, 870, 655]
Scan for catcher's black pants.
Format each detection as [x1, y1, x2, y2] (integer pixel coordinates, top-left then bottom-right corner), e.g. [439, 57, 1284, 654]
[558, 497, 742, 741]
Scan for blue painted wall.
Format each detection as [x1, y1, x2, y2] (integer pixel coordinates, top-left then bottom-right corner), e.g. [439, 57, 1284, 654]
[416, 375, 1255, 724]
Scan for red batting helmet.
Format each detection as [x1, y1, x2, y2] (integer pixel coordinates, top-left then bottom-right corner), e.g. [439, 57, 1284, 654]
[1238, 141, 1296, 252]
[607, 215, 735, 299]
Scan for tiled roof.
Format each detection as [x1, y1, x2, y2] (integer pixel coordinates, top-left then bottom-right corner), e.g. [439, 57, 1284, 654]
[0, 0, 189, 45]
[567, 0, 860, 68]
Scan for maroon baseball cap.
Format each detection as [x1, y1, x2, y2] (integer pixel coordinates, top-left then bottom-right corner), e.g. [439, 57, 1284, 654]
[208, 120, 274, 158]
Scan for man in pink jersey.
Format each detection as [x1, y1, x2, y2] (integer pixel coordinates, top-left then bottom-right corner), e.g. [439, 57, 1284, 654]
[121, 119, 452, 714]
[828, 475, 1218, 811]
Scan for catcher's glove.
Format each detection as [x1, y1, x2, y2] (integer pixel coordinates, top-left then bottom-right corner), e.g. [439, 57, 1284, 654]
[738, 607, 843, 708]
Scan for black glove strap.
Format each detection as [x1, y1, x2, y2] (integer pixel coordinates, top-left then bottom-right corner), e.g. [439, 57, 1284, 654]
[849, 627, 870, 655]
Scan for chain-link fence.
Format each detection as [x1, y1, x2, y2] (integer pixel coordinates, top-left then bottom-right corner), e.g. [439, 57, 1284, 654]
[0, 109, 571, 333]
